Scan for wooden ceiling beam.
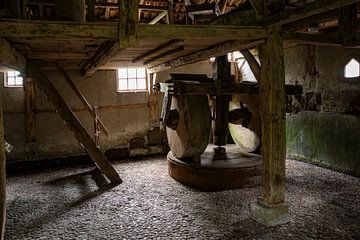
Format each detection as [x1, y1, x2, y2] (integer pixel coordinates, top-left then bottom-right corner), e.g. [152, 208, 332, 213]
[132, 39, 182, 63]
[264, 0, 360, 26]
[81, 41, 119, 76]
[148, 40, 265, 73]
[0, 20, 266, 41]
[143, 45, 184, 65]
[0, 38, 26, 71]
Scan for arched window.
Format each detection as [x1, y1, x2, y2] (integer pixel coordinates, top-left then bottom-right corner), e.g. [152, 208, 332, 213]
[344, 58, 360, 78]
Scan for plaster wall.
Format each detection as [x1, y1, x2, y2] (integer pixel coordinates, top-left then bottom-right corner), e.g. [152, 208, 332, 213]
[1, 61, 212, 163]
[284, 45, 360, 176]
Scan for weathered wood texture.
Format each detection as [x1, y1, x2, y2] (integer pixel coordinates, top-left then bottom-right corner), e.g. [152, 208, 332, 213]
[119, 0, 139, 47]
[148, 73, 159, 127]
[259, 27, 286, 205]
[0, 21, 266, 40]
[240, 49, 261, 82]
[0, 89, 6, 240]
[28, 63, 121, 184]
[338, 3, 358, 47]
[81, 41, 119, 76]
[148, 40, 265, 73]
[24, 77, 36, 143]
[58, 68, 109, 138]
[132, 39, 182, 63]
[212, 55, 231, 146]
[0, 38, 26, 71]
[265, 0, 360, 26]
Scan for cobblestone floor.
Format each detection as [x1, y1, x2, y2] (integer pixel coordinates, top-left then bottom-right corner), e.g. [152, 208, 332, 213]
[4, 157, 360, 240]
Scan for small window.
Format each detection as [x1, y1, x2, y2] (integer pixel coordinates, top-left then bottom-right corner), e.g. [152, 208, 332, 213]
[4, 71, 23, 87]
[344, 58, 360, 78]
[117, 67, 147, 92]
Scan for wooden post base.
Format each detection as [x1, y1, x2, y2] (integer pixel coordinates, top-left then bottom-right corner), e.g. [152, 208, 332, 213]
[250, 201, 289, 226]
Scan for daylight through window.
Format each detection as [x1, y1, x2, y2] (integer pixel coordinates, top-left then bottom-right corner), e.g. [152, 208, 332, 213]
[344, 58, 360, 78]
[117, 68, 147, 92]
[4, 71, 23, 87]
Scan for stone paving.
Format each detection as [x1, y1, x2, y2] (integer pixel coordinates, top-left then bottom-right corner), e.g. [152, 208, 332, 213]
[4, 157, 360, 240]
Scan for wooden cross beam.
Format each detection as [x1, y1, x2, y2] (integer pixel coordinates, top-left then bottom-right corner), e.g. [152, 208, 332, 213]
[132, 39, 183, 63]
[0, 38, 26, 71]
[148, 40, 265, 73]
[240, 49, 261, 82]
[264, 0, 360, 26]
[28, 62, 122, 184]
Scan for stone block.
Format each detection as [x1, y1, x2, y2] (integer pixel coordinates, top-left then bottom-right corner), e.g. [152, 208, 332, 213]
[250, 202, 289, 226]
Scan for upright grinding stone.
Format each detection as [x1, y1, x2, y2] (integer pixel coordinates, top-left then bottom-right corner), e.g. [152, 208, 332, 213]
[229, 94, 261, 152]
[166, 95, 211, 159]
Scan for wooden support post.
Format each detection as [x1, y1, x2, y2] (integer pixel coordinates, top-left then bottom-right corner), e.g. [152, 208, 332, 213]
[168, 0, 174, 24]
[119, 0, 139, 47]
[24, 77, 36, 143]
[212, 55, 231, 146]
[240, 49, 261, 83]
[24, 76, 37, 160]
[338, 3, 358, 47]
[87, 0, 95, 22]
[251, 26, 288, 226]
[259, 27, 286, 206]
[28, 62, 121, 184]
[148, 73, 159, 127]
[0, 89, 6, 240]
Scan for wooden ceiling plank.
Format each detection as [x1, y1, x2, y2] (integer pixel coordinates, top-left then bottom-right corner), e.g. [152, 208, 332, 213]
[132, 39, 182, 63]
[148, 39, 265, 73]
[265, 0, 360, 26]
[143, 45, 185, 65]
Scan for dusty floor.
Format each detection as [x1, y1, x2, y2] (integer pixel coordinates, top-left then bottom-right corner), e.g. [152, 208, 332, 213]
[4, 156, 360, 240]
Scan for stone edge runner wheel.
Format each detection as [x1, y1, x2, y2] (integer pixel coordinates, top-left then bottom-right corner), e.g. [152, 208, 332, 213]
[166, 95, 211, 159]
[229, 94, 261, 153]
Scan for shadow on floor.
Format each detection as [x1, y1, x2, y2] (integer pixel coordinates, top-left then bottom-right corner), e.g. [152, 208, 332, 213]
[6, 169, 119, 238]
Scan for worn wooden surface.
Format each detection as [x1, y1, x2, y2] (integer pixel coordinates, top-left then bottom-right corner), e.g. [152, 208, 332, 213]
[0, 88, 5, 240]
[240, 49, 261, 83]
[24, 77, 36, 143]
[212, 55, 231, 146]
[28, 63, 121, 184]
[258, 27, 286, 206]
[58, 68, 109, 138]
[0, 37, 26, 71]
[148, 73, 159, 127]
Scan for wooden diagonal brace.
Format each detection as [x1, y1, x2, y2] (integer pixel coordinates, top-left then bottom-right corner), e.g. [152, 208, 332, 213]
[58, 67, 109, 138]
[28, 62, 121, 184]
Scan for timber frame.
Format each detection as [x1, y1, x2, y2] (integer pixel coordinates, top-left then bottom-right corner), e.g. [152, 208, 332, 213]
[0, 0, 360, 236]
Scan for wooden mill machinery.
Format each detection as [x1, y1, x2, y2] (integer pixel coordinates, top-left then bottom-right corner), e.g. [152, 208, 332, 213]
[157, 55, 301, 191]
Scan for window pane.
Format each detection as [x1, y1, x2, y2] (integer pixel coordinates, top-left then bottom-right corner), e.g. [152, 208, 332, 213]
[137, 68, 146, 78]
[137, 78, 146, 89]
[118, 79, 128, 91]
[7, 71, 16, 77]
[128, 78, 137, 89]
[128, 68, 137, 78]
[118, 69, 127, 78]
[7, 77, 15, 86]
[15, 77, 23, 85]
[345, 59, 360, 78]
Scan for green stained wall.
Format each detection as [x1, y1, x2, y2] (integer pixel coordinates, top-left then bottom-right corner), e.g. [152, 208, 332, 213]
[286, 112, 360, 176]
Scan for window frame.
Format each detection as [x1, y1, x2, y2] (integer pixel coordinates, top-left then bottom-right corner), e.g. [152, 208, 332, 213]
[4, 71, 24, 88]
[116, 67, 148, 93]
[341, 56, 360, 84]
